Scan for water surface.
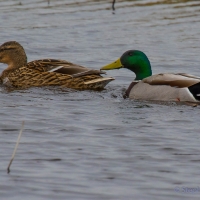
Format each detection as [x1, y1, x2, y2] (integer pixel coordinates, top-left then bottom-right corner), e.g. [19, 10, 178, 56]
[0, 0, 200, 199]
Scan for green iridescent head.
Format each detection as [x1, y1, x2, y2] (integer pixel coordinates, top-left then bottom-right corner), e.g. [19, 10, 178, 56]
[101, 50, 152, 80]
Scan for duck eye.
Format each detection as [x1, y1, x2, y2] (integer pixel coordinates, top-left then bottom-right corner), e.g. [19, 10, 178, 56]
[128, 52, 133, 56]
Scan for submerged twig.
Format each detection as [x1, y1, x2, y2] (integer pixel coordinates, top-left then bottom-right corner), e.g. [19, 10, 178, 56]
[7, 121, 24, 174]
[112, 0, 116, 10]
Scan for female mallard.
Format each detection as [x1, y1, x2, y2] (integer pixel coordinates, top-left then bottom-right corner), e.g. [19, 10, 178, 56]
[101, 50, 200, 103]
[0, 41, 114, 89]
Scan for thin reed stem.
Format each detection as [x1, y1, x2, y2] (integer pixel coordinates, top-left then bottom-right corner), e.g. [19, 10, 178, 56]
[7, 121, 25, 174]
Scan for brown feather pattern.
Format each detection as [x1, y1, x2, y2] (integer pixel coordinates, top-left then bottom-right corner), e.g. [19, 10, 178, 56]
[0, 60, 113, 90]
[0, 41, 114, 90]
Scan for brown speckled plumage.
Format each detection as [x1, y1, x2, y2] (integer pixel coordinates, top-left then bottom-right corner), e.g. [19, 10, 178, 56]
[0, 41, 114, 90]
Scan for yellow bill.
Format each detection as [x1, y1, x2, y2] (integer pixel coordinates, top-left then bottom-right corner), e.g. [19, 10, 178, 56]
[101, 58, 123, 70]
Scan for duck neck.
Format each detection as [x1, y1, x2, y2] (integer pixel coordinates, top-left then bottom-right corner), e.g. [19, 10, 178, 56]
[1, 54, 27, 78]
[4, 52, 27, 72]
[9, 53, 27, 69]
[135, 68, 152, 80]
[129, 61, 152, 80]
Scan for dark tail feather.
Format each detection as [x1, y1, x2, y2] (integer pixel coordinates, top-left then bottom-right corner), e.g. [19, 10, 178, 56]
[188, 82, 200, 101]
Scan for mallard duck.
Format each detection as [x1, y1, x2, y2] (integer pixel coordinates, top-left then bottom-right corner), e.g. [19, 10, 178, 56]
[101, 50, 200, 103]
[0, 41, 114, 89]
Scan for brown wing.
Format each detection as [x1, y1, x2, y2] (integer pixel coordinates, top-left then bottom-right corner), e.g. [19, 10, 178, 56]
[26, 59, 105, 77]
[5, 66, 113, 90]
[142, 73, 200, 88]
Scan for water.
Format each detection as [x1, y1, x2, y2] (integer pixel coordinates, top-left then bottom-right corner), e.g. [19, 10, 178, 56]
[0, 0, 200, 199]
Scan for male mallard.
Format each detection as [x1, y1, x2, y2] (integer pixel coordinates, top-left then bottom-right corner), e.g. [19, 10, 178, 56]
[0, 41, 114, 89]
[101, 50, 200, 103]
